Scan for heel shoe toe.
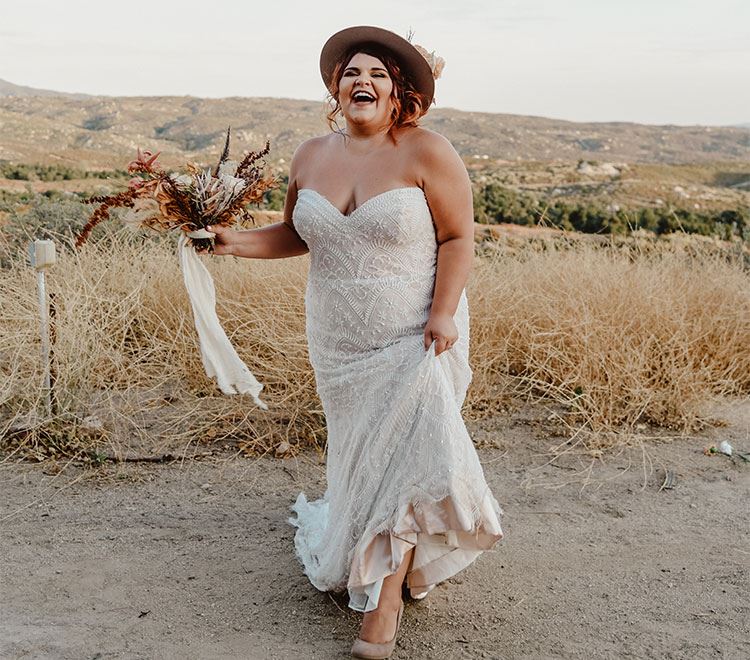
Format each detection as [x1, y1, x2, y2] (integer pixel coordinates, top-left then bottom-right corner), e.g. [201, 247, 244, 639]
[351, 602, 404, 659]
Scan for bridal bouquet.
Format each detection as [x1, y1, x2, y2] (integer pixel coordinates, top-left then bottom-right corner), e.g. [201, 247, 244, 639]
[75, 128, 275, 251]
[74, 129, 277, 409]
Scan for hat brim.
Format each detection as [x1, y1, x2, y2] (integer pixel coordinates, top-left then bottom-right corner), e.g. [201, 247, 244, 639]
[319, 25, 435, 114]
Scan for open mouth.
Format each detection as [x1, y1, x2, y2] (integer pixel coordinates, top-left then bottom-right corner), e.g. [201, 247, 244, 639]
[352, 91, 376, 105]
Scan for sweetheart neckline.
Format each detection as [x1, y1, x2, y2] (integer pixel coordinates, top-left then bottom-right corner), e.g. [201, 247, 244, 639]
[298, 186, 425, 219]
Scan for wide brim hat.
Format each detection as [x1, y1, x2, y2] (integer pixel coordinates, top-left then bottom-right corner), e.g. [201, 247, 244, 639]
[320, 25, 436, 114]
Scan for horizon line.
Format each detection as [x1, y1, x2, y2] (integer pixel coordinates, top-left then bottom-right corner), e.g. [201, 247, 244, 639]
[1, 78, 749, 131]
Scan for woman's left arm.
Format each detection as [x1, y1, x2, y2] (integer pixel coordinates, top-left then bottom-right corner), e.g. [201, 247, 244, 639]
[416, 131, 475, 355]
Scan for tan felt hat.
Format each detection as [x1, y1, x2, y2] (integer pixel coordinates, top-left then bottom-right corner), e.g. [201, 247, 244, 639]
[319, 25, 436, 113]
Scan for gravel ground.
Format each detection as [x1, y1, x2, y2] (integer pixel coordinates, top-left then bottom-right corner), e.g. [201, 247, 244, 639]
[1, 401, 748, 660]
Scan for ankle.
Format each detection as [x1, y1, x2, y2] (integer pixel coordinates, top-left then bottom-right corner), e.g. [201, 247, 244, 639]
[373, 594, 402, 612]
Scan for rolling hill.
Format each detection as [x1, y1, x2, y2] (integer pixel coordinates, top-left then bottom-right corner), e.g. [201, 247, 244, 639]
[1, 78, 749, 168]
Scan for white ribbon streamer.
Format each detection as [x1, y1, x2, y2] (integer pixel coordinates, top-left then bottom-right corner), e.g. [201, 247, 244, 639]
[177, 232, 268, 410]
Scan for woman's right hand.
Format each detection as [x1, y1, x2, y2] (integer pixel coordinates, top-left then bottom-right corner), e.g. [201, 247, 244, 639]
[195, 221, 308, 259]
[204, 224, 236, 256]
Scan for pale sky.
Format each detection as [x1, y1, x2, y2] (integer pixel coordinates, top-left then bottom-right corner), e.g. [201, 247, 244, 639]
[1, 0, 748, 126]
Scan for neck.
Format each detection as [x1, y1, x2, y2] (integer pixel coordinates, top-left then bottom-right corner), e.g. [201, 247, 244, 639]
[342, 120, 392, 147]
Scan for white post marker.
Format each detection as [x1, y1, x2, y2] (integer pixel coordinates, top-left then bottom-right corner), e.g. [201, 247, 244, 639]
[28, 239, 56, 418]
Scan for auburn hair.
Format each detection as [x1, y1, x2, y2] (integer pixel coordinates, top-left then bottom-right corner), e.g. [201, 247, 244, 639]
[325, 43, 431, 140]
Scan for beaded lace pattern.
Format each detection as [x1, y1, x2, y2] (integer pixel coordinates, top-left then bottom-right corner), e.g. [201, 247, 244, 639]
[288, 186, 504, 610]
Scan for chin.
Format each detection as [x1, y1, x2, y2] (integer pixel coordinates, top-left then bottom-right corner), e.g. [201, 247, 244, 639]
[346, 110, 386, 124]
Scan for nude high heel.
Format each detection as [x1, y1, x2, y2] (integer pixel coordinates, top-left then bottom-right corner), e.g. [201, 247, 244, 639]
[411, 584, 435, 600]
[351, 601, 404, 659]
[402, 582, 436, 601]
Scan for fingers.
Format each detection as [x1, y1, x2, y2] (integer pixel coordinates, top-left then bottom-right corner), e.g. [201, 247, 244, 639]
[434, 335, 449, 356]
[211, 242, 230, 256]
[426, 334, 458, 356]
[195, 225, 223, 255]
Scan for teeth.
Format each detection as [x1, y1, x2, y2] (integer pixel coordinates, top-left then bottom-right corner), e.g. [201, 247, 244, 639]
[353, 92, 375, 101]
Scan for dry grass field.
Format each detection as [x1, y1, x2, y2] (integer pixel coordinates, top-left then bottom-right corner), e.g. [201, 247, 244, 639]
[1, 223, 748, 464]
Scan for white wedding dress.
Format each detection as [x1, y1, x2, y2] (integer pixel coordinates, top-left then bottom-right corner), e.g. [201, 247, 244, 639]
[288, 185, 503, 612]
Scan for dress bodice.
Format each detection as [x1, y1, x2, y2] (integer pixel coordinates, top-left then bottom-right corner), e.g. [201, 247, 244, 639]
[292, 187, 437, 284]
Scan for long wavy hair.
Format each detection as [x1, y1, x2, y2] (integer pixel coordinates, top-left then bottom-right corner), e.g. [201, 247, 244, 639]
[325, 43, 431, 142]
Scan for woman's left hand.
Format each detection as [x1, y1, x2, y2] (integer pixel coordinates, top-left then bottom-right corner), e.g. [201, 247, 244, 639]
[423, 312, 458, 355]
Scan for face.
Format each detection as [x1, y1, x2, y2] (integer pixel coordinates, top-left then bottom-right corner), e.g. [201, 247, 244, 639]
[338, 52, 395, 128]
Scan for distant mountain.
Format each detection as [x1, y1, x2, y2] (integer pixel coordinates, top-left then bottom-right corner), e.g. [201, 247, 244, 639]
[0, 81, 749, 166]
[0, 77, 90, 99]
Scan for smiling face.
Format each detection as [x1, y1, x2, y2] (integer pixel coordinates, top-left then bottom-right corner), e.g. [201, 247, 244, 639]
[337, 52, 395, 129]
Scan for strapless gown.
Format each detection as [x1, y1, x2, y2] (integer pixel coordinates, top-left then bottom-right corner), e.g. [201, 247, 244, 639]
[288, 186, 503, 612]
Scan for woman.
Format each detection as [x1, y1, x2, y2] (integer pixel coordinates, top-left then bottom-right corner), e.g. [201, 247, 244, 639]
[207, 25, 503, 660]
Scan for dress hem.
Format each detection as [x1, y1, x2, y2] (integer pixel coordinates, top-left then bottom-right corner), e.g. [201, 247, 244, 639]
[290, 488, 503, 613]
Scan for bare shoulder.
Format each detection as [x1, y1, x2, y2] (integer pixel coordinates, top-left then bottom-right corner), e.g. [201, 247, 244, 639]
[283, 135, 338, 231]
[289, 134, 338, 190]
[404, 127, 467, 189]
[294, 134, 332, 155]
[406, 126, 459, 161]
[290, 135, 326, 172]
[401, 127, 472, 241]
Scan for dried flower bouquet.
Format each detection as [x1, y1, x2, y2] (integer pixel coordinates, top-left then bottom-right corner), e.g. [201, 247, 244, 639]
[74, 129, 276, 409]
[75, 127, 277, 251]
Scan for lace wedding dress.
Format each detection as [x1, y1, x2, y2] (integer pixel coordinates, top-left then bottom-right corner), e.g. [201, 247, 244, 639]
[288, 186, 503, 612]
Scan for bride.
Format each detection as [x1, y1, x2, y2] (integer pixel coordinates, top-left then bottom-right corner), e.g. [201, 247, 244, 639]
[206, 25, 503, 660]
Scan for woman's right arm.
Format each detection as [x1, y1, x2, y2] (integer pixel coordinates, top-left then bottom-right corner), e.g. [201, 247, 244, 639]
[206, 141, 312, 259]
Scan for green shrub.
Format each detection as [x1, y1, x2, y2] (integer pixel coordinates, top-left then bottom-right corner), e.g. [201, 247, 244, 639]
[0, 161, 127, 182]
[264, 175, 288, 212]
[472, 180, 748, 242]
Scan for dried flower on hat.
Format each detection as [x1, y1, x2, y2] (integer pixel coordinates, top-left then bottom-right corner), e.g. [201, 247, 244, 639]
[406, 29, 445, 80]
[412, 43, 445, 80]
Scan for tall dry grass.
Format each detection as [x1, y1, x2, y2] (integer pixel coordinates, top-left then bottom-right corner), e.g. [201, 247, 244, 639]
[1, 228, 748, 461]
[469, 240, 750, 432]
[0, 230, 322, 461]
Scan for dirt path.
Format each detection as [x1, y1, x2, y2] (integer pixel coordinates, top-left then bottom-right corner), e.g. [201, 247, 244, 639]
[1, 403, 748, 660]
